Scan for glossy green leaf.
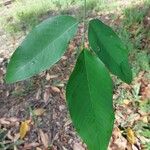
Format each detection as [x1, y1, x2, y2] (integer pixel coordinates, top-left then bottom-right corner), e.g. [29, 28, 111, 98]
[88, 19, 132, 84]
[66, 49, 114, 150]
[6, 15, 78, 83]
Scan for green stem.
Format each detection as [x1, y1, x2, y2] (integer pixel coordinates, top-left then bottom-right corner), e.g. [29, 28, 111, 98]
[82, 0, 87, 48]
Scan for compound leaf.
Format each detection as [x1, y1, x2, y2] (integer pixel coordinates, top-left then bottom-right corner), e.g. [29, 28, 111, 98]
[88, 19, 132, 84]
[6, 15, 78, 83]
[66, 49, 114, 150]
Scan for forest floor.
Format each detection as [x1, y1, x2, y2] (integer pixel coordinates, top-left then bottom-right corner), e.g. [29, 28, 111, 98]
[0, 0, 150, 150]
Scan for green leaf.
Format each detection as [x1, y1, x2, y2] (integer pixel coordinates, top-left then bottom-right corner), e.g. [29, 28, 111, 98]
[66, 49, 114, 150]
[5, 15, 78, 83]
[88, 19, 132, 84]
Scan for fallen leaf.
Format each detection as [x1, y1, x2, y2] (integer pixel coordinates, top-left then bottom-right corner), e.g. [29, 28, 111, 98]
[23, 142, 40, 149]
[61, 56, 67, 60]
[46, 73, 51, 81]
[73, 143, 85, 150]
[142, 116, 148, 123]
[126, 127, 136, 144]
[64, 119, 72, 127]
[0, 118, 10, 125]
[110, 126, 128, 150]
[19, 120, 30, 139]
[36, 147, 42, 150]
[62, 146, 68, 150]
[113, 127, 121, 139]
[126, 142, 133, 150]
[14, 145, 18, 150]
[123, 99, 131, 105]
[14, 133, 20, 142]
[9, 117, 19, 123]
[36, 89, 41, 100]
[39, 129, 49, 148]
[33, 108, 45, 116]
[6, 131, 20, 142]
[48, 74, 58, 79]
[141, 84, 150, 99]
[7, 130, 14, 140]
[59, 105, 66, 111]
[43, 88, 50, 103]
[51, 86, 60, 93]
[56, 83, 64, 87]
[60, 91, 65, 100]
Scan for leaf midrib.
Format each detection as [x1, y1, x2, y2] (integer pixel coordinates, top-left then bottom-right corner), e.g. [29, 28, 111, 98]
[83, 52, 100, 141]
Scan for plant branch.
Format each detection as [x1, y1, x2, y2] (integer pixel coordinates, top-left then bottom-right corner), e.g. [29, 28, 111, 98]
[82, 0, 87, 48]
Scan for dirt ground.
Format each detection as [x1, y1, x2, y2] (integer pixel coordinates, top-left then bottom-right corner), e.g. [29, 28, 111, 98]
[0, 1, 150, 150]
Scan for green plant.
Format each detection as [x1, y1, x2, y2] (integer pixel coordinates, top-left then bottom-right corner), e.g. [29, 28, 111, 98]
[5, 1, 132, 149]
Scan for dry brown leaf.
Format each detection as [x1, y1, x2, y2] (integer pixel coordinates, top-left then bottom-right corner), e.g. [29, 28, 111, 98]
[36, 88, 41, 100]
[46, 73, 51, 81]
[34, 108, 45, 116]
[141, 84, 150, 99]
[19, 120, 30, 139]
[56, 83, 64, 87]
[7, 131, 20, 142]
[60, 92, 65, 100]
[13, 145, 18, 150]
[39, 129, 49, 148]
[14, 133, 20, 142]
[73, 143, 85, 150]
[7, 130, 14, 140]
[113, 136, 127, 150]
[48, 74, 58, 79]
[123, 99, 131, 105]
[126, 127, 136, 144]
[51, 86, 60, 93]
[142, 116, 148, 123]
[61, 56, 67, 60]
[36, 147, 42, 150]
[0, 118, 10, 125]
[113, 127, 121, 139]
[59, 105, 65, 111]
[126, 142, 132, 150]
[23, 142, 40, 149]
[64, 119, 72, 127]
[43, 88, 50, 103]
[46, 73, 58, 80]
[9, 117, 19, 122]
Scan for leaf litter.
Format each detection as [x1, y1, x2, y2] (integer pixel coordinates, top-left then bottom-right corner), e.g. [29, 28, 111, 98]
[0, 1, 150, 149]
